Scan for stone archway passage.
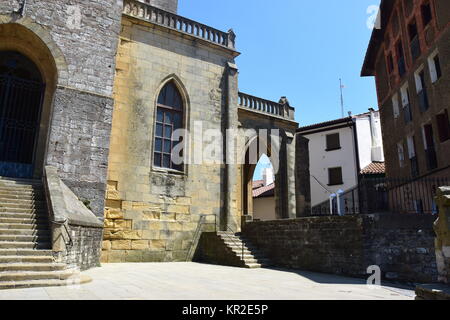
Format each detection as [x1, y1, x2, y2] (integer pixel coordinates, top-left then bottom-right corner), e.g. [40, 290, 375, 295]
[0, 51, 45, 178]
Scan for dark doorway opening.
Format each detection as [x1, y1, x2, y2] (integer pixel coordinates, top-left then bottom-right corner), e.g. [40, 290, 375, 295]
[0, 51, 45, 178]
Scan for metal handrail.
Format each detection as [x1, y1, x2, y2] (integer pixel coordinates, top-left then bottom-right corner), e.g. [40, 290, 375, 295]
[186, 214, 217, 261]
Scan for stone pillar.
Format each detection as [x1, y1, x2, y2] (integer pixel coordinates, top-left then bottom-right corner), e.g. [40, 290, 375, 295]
[285, 131, 297, 219]
[415, 187, 450, 300]
[224, 61, 239, 231]
[295, 134, 311, 217]
[435, 187, 450, 284]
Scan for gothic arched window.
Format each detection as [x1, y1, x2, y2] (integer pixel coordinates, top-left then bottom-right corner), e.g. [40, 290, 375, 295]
[154, 81, 184, 171]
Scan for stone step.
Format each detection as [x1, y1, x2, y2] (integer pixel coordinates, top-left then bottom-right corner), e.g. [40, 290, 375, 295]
[0, 212, 47, 220]
[0, 241, 51, 249]
[0, 275, 92, 290]
[0, 208, 46, 214]
[0, 193, 45, 202]
[0, 263, 66, 272]
[0, 249, 53, 256]
[0, 202, 46, 210]
[0, 229, 49, 236]
[0, 269, 79, 282]
[242, 257, 271, 264]
[0, 198, 45, 206]
[223, 241, 257, 250]
[0, 177, 41, 185]
[0, 234, 51, 242]
[0, 223, 49, 230]
[0, 255, 54, 263]
[244, 263, 265, 269]
[0, 188, 43, 196]
[0, 184, 42, 191]
[0, 217, 48, 224]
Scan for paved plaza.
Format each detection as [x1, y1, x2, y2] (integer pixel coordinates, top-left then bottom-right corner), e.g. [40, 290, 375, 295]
[0, 263, 415, 300]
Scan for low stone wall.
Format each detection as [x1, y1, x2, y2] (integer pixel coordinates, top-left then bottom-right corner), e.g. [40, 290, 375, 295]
[44, 166, 104, 270]
[62, 225, 103, 271]
[242, 213, 437, 283]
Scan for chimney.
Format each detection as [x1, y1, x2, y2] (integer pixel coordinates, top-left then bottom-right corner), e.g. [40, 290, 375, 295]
[262, 167, 274, 186]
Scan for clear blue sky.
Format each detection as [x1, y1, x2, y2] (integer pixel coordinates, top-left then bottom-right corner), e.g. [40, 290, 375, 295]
[179, 0, 381, 180]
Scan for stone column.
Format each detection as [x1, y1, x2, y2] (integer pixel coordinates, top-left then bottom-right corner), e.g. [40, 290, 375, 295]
[285, 131, 297, 219]
[224, 61, 239, 231]
[295, 134, 311, 217]
[435, 187, 450, 284]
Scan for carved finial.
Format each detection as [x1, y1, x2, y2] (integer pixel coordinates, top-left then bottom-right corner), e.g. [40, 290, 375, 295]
[227, 29, 236, 49]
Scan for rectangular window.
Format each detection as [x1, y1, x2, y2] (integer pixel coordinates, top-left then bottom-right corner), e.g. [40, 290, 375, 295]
[436, 109, 450, 142]
[407, 135, 416, 159]
[396, 41, 406, 77]
[408, 20, 421, 61]
[428, 51, 442, 83]
[328, 167, 343, 186]
[401, 84, 412, 123]
[423, 123, 438, 170]
[421, 2, 432, 26]
[326, 133, 341, 151]
[397, 142, 405, 168]
[415, 67, 430, 112]
[407, 135, 419, 177]
[392, 93, 400, 118]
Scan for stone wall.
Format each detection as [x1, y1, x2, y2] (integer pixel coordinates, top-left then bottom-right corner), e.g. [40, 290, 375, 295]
[61, 225, 103, 271]
[0, 0, 123, 217]
[242, 213, 438, 283]
[101, 15, 237, 263]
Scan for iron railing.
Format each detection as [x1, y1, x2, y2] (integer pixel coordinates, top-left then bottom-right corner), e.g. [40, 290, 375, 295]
[186, 214, 217, 261]
[0, 75, 45, 178]
[311, 176, 449, 216]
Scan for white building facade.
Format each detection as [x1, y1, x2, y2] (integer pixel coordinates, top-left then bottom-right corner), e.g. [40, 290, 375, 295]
[298, 110, 384, 208]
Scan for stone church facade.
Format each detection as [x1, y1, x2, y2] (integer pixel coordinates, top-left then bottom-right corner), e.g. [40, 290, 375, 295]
[0, 0, 311, 271]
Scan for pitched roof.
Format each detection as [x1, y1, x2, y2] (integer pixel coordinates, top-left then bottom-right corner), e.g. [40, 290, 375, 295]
[297, 117, 353, 133]
[361, 162, 385, 175]
[253, 183, 275, 198]
[361, 0, 395, 76]
[252, 180, 264, 189]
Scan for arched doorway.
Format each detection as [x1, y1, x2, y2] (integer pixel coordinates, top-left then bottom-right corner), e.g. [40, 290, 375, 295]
[241, 134, 281, 220]
[0, 51, 45, 178]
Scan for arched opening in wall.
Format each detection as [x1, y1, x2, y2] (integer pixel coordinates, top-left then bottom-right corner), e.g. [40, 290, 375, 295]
[240, 134, 281, 221]
[0, 23, 58, 179]
[251, 154, 276, 221]
[0, 51, 45, 178]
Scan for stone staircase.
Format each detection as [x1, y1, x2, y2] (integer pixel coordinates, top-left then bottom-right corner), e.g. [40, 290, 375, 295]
[0, 177, 82, 290]
[217, 231, 271, 269]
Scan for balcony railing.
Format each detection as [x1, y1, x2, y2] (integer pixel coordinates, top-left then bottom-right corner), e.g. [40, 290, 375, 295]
[418, 89, 430, 112]
[122, 0, 236, 50]
[238, 92, 286, 118]
[403, 103, 412, 124]
[425, 146, 438, 171]
[398, 57, 406, 77]
[410, 36, 421, 62]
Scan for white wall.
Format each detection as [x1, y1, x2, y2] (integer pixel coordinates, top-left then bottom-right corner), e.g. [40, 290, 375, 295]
[304, 126, 359, 207]
[253, 197, 276, 221]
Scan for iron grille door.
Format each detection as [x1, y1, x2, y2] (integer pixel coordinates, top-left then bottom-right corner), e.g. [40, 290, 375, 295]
[0, 74, 45, 178]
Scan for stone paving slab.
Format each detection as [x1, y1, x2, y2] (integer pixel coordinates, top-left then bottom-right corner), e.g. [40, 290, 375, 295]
[0, 263, 415, 300]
